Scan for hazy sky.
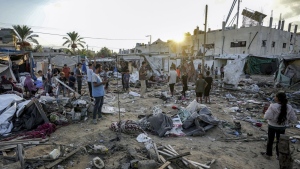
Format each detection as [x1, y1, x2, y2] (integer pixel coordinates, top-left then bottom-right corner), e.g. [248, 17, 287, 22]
[0, 0, 299, 52]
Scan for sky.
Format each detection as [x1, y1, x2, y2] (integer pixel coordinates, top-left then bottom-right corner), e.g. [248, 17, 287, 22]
[0, 0, 299, 52]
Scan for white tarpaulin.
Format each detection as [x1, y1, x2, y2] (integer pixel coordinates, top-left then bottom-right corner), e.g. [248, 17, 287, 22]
[130, 71, 139, 83]
[223, 57, 246, 86]
[0, 94, 23, 113]
[0, 102, 16, 135]
[144, 55, 163, 76]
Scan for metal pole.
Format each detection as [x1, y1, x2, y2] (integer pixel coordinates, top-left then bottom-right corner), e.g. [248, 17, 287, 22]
[237, 0, 240, 28]
[202, 5, 208, 74]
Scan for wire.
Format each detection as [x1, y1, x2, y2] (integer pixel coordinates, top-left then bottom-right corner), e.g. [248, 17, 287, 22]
[0, 25, 146, 41]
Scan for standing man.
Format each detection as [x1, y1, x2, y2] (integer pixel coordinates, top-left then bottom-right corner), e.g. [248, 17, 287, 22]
[139, 61, 147, 98]
[76, 63, 83, 94]
[87, 63, 94, 97]
[220, 64, 225, 79]
[168, 65, 177, 97]
[62, 64, 70, 79]
[12, 62, 20, 83]
[92, 64, 107, 124]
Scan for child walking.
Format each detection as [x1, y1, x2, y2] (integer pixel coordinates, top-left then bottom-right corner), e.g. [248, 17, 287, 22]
[123, 69, 130, 92]
[195, 73, 207, 103]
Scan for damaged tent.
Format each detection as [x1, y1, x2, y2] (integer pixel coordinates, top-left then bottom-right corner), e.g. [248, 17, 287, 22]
[0, 94, 49, 136]
[0, 54, 16, 81]
[275, 55, 300, 88]
[244, 55, 278, 75]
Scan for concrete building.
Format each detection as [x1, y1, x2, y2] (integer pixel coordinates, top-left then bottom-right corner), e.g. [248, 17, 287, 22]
[191, 21, 300, 57]
[0, 28, 18, 51]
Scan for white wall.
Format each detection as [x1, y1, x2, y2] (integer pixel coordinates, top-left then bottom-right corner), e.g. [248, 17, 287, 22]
[192, 26, 300, 57]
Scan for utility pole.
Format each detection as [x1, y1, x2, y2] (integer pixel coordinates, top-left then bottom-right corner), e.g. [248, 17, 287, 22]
[237, 0, 240, 28]
[202, 5, 208, 74]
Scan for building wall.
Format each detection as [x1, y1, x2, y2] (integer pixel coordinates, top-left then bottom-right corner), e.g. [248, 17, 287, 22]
[191, 26, 300, 56]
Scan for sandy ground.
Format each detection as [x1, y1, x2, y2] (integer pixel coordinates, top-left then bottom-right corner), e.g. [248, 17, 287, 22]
[2, 75, 300, 169]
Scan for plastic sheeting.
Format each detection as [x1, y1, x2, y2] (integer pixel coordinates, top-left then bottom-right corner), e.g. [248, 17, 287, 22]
[130, 71, 139, 83]
[0, 94, 23, 113]
[144, 55, 163, 76]
[224, 57, 246, 86]
[0, 102, 16, 135]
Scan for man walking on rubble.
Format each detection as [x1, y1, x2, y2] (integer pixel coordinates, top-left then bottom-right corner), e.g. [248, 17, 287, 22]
[92, 64, 107, 124]
[139, 61, 147, 98]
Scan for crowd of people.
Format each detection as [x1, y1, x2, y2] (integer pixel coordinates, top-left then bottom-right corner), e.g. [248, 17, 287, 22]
[163, 63, 215, 104]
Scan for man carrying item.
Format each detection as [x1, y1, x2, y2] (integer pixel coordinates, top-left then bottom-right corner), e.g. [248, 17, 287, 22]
[139, 61, 147, 98]
[92, 64, 107, 124]
[87, 63, 94, 97]
[76, 63, 83, 94]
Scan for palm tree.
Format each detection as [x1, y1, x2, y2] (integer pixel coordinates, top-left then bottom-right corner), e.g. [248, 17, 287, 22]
[12, 25, 39, 50]
[34, 45, 43, 52]
[62, 31, 85, 53]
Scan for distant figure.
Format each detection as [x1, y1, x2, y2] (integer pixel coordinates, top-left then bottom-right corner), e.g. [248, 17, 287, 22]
[215, 67, 218, 79]
[76, 63, 83, 94]
[261, 92, 297, 160]
[24, 75, 38, 96]
[68, 72, 76, 91]
[195, 74, 207, 104]
[168, 65, 177, 97]
[176, 66, 181, 83]
[139, 61, 147, 98]
[181, 72, 188, 99]
[12, 62, 20, 83]
[104, 68, 110, 90]
[220, 64, 225, 79]
[123, 69, 130, 92]
[204, 71, 213, 104]
[57, 72, 67, 97]
[62, 64, 70, 79]
[198, 63, 202, 73]
[51, 64, 60, 77]
[1, 75, 23, 93]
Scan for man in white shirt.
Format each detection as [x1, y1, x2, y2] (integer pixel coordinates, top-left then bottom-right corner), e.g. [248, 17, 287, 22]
[168, 66, 177, 97]
[87, 63, 94, 97]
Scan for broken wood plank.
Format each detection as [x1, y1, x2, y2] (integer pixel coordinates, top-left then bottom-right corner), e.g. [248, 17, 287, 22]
[166, 152, 191, 161]
[167, 145, 208, 168]
[158, 150, 173, 157]
[158, 161, 171, 169]
[159, 155, 173, 169]
[45, 146, 84, 169]
[153, 143, 161, 162]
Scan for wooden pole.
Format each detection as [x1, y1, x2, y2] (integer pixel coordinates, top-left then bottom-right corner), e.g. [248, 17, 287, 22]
[202, 5, 208, 74]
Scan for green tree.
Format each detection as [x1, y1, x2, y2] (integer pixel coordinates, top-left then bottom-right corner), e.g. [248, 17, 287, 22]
[33, 45, 43, 52]
[96, 47, 112, 57]
[12, 25, 39, 50]
[77, 49, 93, 57]
[62, 31, 85, 54]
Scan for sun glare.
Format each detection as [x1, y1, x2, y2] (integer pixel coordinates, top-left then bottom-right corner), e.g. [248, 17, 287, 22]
[174, 35, 185, 43]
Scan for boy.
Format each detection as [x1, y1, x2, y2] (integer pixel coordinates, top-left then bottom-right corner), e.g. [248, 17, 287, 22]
[123, 69, 130, 92]
[195, 74, 207, 104]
